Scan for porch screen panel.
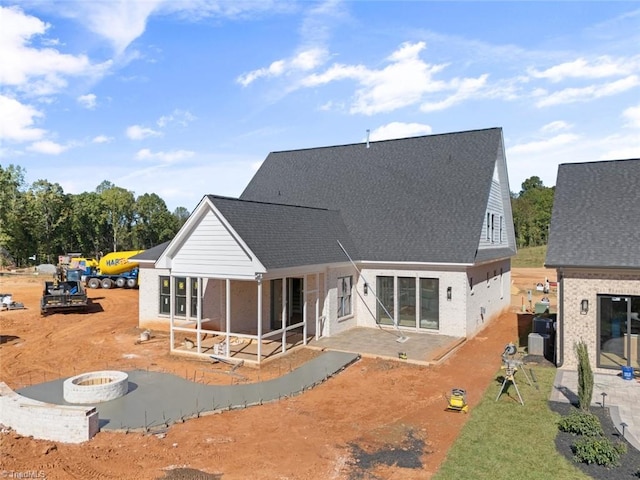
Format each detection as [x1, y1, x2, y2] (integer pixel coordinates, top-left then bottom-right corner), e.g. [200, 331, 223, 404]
[270, 279, 283, 329]
[376, 276, 394, 325]
[420, 278, 439, 330]
[398, 277, 416, 327]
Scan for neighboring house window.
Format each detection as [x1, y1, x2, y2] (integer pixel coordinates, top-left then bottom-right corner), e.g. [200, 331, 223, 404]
[159, 276, 170, 314]
[338, 276, 352, 318]
[491, 214, 496, 243]
[486, 213, 490, 240]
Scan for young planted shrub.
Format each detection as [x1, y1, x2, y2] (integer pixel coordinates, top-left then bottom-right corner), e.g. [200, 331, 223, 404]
[558, 411, 604, 436]
[575, 340, 594, 411]
[572, 436, 627, 467]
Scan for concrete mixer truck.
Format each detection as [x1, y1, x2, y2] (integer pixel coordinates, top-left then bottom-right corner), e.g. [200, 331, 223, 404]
[69, 250, 144, 289]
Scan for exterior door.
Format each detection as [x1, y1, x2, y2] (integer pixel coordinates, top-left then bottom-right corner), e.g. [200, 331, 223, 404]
[598, 295, 640, 370]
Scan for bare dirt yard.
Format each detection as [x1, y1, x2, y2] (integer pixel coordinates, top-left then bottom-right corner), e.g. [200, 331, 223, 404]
[0, 268, 555, 480]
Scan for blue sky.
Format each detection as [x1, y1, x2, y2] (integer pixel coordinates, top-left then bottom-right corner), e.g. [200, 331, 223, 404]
[1, 1, 639, 212]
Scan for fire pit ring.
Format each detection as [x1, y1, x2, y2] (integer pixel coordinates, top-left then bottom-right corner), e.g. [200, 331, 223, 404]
[63, 371, 129, 404]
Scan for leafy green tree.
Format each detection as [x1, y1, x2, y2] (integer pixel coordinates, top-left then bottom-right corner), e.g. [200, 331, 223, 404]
[70, 192, 110, 257]
[97, 181, 136, 252]
[173, 206, 190, 229]
[134, 193, 178, 248]
[511, 176, 555, 248]
[24, 180, 71, 263]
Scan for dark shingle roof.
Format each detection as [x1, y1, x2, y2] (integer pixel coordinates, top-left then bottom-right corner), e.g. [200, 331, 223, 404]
[131, 241, 170, 262]
[546, 159, 640, 269]
[241, 128, 506, 264]
[208, 196, 359, 270]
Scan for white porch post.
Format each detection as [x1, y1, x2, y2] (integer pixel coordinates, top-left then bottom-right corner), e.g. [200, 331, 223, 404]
[169, 276, 175, 351]
[257, 276, 263, 364]
[281, 277, 287, 354]
[196, 277, 202, 354]
[226, 278, 231, 356]
[315, 273, 320, 340]
[303, 275, 308, 345]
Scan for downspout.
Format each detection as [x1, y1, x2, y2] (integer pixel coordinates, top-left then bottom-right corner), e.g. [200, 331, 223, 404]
[556, 269, 564, 367]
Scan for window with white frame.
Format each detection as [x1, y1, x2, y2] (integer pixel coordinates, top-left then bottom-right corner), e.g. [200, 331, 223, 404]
[338, 276, 352, 318]
[499, 215, 504, 244]
[159, 276, 201, 317]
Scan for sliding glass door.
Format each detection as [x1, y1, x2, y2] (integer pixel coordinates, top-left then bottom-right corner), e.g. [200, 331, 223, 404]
[598, 295, 640, 370]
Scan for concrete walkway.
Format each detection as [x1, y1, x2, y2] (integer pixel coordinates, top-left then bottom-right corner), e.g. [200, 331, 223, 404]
[550, 369, 640, 451]
[18, 351, 359, 432]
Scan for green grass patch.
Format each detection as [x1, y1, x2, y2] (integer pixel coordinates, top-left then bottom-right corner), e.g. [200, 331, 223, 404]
[512, 245, 547, 268]
[433, 366, 590, 480]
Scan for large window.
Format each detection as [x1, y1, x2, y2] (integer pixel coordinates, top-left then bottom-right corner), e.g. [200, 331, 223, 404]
[376, 276, 395, 326]
[338, 276, 352, 318]
[420, 278, 439, 330]
[159, 276, 201, 317]
[159, 276, 171, 314]
[376, 276, 439, 330]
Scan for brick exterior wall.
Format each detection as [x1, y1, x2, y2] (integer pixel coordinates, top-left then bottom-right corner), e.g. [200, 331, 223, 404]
[560, 268, 640, 372]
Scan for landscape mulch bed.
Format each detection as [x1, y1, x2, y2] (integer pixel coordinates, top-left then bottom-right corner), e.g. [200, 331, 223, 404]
[550, 401, 640, 479]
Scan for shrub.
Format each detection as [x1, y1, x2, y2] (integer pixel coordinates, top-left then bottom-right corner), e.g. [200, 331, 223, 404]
[575, 341, 594, 411]
[572, 436, 627, 467]
[557, 411, 604, 436]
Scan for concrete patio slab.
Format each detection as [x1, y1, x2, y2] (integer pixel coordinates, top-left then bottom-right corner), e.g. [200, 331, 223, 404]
[18, 350, 359, 432]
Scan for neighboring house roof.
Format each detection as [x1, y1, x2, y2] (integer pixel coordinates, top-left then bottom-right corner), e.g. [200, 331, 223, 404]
[130, 241, 170, 263]
[241, 127, 514, 264]
[546, 158, 640, 269]
[208, 196, 359, 270]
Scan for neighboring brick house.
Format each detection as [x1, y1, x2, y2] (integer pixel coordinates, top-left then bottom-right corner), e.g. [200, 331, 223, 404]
[135, 128, 516, 363]
[546, 159, 640, 373]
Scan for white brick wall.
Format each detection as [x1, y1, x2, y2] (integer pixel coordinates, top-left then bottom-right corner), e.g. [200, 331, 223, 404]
[0, 383, 99, 443]
[465, 259, 511, 337]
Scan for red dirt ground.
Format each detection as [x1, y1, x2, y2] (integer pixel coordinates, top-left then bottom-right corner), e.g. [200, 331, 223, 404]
[0, 268, 555, 479]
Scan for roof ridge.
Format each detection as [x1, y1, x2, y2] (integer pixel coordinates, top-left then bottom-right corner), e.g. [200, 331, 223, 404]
[207, 194, 334, 212]
[269, 126, 503, 155]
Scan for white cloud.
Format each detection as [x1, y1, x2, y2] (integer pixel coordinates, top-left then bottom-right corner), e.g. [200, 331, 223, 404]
[92, 135, 113, 143]
[623, 104, 640, 129]
[540, 121, 572, 133]
[27, 140, 68, 155]
[77, 93, 97, 109]
[528, 56, 639, 83]
[0, 94, 46, 142]
[157, 109, 196, 128]
[135, 148, 194, 163]
[237, 47, 329, 87]
[536, 75, 640, 107]
[0, 6, 109, 96]
[126, 124, 162, 140]
[57, 0, 163, 56]
[508, 133, 581, 155]
[420, 74, 489, 112]
[368, 122, 432, 141]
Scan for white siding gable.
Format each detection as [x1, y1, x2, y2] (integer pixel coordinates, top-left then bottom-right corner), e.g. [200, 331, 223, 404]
[163, 203, 266, 279]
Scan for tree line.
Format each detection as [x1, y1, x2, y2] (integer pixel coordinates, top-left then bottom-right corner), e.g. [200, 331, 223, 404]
[1, 163, 553, 268]
[511, 176, 555, 249]
[0, 164, 190, 267]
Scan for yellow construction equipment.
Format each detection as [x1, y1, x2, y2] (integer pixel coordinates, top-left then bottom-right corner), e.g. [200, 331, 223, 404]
[446, 388, 469, 413]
